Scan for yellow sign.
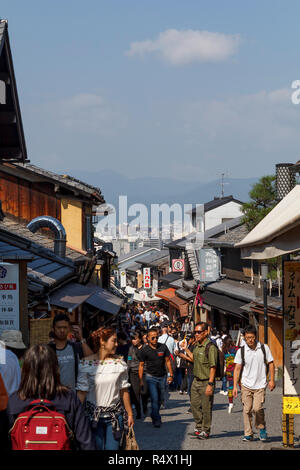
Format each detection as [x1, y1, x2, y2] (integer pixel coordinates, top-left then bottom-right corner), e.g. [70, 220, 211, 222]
[283, 396, 300, 414]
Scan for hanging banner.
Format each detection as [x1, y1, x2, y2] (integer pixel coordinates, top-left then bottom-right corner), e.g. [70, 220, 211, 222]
[143, 268, 151, 289]
[0, 263, 20, 332]
[283, 261, 300, 402]
[120, 270, 127, 288]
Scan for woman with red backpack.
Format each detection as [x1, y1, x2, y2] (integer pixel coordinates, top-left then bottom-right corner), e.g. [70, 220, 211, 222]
[6, 344, 96, 450]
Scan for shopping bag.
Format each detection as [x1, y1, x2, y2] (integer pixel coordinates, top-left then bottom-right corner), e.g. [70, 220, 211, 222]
[125, 426, 139, 450]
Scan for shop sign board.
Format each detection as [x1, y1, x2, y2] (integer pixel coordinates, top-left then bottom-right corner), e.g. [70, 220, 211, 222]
[143, 268, 151, 289]
[172, 259, 185, 272]
[283, 261, 300, 410]
[120, 270, 127, 288]
[0, 263, 20, 332]
[198, 248, 220, 283]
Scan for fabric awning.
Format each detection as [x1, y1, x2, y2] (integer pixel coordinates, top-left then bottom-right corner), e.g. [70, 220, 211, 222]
[49, 282, 98, 312]
[201, 291, 248, 319]
[156, 288, 189, 317]
[85, 288, 124, 315]
[235, 185, 300, 259]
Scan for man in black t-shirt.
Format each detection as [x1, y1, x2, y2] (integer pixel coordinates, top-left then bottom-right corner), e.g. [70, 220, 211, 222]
[138, 328, 173, 427]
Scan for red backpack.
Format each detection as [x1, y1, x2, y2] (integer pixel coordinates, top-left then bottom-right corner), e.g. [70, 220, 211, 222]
[10, 399, 73, 450]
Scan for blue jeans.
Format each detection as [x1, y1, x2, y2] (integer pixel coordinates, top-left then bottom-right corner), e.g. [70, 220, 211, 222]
[93, 414, 123, 450]
[222, 375, 228, 392]
[146, 374, 166, 423]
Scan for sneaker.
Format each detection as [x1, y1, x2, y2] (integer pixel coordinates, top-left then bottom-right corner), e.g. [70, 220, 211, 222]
[219, 390, 225, 395]
[228, 403, 234, 414]
[242, 435, 254, 441]
[197, 431, 209, 440]
[184, 391, 188, 394]
[179, 390, 184, 395]
[223, 391, 228, 396]
[194, 429, 202, 437]
[259, 429, 268, 441]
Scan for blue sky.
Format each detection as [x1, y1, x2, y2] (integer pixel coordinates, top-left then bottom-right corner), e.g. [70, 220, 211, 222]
[2, 0, 300, 182]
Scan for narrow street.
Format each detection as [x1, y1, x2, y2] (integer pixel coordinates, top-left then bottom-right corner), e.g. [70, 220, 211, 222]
[134, 380, 287, 450]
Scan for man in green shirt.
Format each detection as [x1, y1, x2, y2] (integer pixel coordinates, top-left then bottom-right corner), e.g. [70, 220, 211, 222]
[183, 322, 218, 439]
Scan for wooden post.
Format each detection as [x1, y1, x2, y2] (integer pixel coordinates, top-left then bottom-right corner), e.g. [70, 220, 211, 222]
[282, 412, 288, 448]
[288, 414, 294, 448]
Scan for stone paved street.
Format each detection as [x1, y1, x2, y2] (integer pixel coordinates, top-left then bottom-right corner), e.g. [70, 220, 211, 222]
[134, 380, 294, 450]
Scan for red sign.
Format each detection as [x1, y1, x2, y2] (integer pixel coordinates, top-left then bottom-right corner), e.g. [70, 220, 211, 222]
[0, 283, 16, 290]
[172, 259, 185, 272]
[143, 268, 151, 289]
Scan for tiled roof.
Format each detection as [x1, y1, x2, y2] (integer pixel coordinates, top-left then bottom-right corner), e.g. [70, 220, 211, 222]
[212, 223, 249, 244]
[0, 235, 74, 291]
[118, 247, 160, 263]
[0, 217, 87, 263]
[12, 162, 104, 203]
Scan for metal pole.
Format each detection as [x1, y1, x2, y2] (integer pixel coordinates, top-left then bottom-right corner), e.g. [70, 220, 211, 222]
[263, 278, 268, 344]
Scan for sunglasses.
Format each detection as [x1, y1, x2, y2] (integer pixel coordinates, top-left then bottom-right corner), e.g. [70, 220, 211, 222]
[194, 330, 204, 334]
[150, 336, 158, 340]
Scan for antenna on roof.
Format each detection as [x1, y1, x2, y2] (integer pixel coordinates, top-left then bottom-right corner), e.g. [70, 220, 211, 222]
[216, 172, 230, 198]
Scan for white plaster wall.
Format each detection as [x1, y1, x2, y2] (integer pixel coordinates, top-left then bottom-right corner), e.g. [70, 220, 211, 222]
[204, 201, 243, 230]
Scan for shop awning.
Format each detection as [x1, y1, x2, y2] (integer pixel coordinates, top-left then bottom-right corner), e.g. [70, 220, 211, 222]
[85, 288, 124, 315]
[201, 291, 249, 320]
[156, 288, 189, 317]
[235, 185, 300, 259]
[49, 282, 98, 312]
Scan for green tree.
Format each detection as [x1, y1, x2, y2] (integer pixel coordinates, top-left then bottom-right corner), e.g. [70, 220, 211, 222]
[241, 175, 277, 231]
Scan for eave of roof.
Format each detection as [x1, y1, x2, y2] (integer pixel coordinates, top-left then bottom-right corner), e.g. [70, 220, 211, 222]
[9, 162, 104, 203]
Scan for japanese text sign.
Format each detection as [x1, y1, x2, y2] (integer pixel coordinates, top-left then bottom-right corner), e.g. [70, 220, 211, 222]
[0, 263, 19, 332]
[284, 261, 300, 398]
[143, 268, 151, 289]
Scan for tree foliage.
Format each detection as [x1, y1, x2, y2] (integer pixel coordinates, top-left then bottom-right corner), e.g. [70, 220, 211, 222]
[241, 175, 277, 231]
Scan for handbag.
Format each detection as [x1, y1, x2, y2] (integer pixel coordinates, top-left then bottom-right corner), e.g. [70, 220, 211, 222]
[125, 426, 139, 450]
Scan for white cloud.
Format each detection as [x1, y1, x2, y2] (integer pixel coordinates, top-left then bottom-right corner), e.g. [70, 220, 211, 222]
[126, 29, 240, 66]
[42, 93, 128, 136]
[171, 87, 300, 178]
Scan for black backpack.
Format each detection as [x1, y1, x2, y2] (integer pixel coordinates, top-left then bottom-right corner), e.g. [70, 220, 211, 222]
[239, 344, 269, 381]
[205, 341, 224, 380]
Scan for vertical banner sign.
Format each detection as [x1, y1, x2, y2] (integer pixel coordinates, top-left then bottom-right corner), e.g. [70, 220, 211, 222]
[283, 261, 300, 414]
[120, 271, 127, 288]
[143, 268, 151, 289]
[0, 263, 20, 332]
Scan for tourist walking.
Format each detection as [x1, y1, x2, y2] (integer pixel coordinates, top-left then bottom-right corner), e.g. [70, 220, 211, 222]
[127, 331, 148, 419]
[233, 325, 275, 442]
[76, 327, 134, 450]
[222, 336, 238, 413]
[48, 313, 93, 391]
[138, 328, 173, 428]
[6, 344, 96, 450]
[183, 322, 218, 439]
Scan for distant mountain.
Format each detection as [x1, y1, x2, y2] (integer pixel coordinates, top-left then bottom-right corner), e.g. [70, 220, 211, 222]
[70, 169, 258, 208]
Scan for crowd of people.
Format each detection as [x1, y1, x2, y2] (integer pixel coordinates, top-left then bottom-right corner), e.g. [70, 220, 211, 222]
[0, 302, 276, 450]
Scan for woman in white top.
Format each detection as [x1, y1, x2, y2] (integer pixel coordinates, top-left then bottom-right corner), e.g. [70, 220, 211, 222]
[76, 327, 134, 450]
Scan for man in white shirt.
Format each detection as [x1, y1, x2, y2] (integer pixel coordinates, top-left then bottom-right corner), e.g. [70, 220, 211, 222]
[158, 322, 176, 355]
[0, 333, 22, 396]
[144, 309, 152, 330]
[233, 324, 275, 442]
